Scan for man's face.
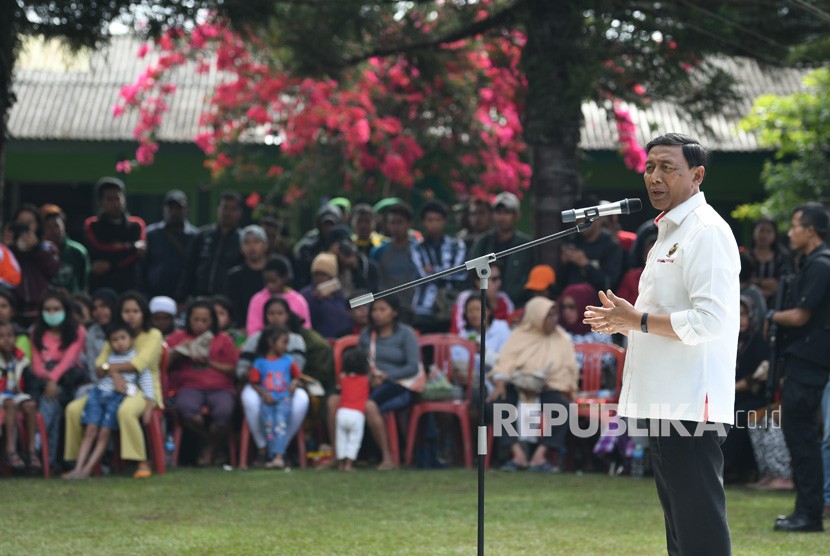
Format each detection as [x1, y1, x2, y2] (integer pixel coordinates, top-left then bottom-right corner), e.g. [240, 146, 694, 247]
[43, 216, 65, 244]
[421, 212, 447, 239]
[643, 145, 704, 213]
[241, 235, 268, 262]
[493, 207, 518, 233]
[100, 188, 126, 218]
[352, 212, 374, 239]
[217, 199, 242, 228]
[787, 211, 813, 253]
[386, 213, 410, 241]
[165, 201, 186, 226]
[468, 202, 492, 233]
[151, 312, 175, 336]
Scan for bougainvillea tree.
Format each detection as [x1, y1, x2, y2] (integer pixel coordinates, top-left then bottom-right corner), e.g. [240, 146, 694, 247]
[110, 1, 827, 257]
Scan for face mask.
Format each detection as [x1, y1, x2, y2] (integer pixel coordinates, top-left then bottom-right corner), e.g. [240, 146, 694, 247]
[43, 311, 65, 327]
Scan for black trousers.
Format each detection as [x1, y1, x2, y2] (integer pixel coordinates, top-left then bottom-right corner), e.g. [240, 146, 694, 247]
[646, 419, 731, 556]
[781, 360, 827, 521]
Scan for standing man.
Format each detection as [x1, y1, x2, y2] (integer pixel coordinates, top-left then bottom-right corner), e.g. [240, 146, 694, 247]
[141, 190, 198, 299]
[226, 225, 270, 321]
[84, 177, 146, 293]
[468, 192, 533, 305]
[584, 133, 739, 555]
[766, 202, 830, 532]
[41, 204, 90, 294]
[177, 191, 244, 301]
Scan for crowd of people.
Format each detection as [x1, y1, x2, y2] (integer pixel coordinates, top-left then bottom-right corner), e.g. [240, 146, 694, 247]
[0, 173, 827, 522]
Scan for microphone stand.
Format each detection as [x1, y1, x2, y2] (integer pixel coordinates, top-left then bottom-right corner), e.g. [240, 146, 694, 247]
[349, 214, 599, 556]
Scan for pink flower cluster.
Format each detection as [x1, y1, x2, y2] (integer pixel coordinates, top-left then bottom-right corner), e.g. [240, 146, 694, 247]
[113, 13, 532, 203]
[613, 104, 647, 173]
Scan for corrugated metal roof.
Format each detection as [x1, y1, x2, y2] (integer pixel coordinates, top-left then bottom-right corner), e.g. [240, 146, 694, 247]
[8, 36, 812, 151]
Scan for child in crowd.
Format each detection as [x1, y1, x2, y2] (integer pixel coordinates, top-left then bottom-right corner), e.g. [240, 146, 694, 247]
[0, 321, 41, 472]
[63, 322, 153, 479]
[336, 348, 370, 471]
[246, 256, 311, 335]
[212, 295, 246, 348]
[249, 325, 301, 469]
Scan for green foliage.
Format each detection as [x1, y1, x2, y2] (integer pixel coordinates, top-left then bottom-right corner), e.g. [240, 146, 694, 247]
[735, 68, 830, 223]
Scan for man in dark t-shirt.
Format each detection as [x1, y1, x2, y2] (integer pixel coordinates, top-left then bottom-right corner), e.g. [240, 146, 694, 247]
[226, 225, 270, 322]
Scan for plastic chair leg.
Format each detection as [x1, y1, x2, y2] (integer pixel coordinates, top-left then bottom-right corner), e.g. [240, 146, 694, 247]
[239, 419, 250, 469]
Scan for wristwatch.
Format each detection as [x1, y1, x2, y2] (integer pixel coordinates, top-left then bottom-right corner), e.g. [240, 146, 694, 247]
[102, 362, 111, 372]
[640, 312, 649, 333]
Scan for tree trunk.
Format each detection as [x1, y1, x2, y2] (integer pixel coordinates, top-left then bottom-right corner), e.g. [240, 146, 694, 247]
[521, 0, 596, 264]
[0, 0, 20, 229]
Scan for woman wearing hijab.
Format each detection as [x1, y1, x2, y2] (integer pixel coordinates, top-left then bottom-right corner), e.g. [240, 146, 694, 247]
[487, 297, 578, 473]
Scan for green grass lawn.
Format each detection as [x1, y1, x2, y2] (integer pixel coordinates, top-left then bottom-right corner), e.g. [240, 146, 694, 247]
[1, 467, 825, 555]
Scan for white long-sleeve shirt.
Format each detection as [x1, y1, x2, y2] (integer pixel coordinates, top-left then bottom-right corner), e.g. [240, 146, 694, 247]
[618, 192, 740, 424]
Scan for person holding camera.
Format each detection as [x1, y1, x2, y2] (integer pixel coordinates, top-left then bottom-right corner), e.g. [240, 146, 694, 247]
[300, 253, 351, 340]
[3, 204, 60, 326]
[324, 225, 379, 300]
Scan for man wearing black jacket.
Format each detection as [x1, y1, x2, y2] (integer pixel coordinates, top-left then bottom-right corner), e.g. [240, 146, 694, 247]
[176, 191, 243, 301]
[767, 202, 830, 533]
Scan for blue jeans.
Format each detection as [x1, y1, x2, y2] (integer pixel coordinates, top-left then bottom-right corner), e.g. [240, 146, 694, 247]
[261, 397, 292, 459]
[822, 379, 830, 506]
[82, 388, 126, 431]
[370, 382, 412, 413]
[38, 396, 62, 466]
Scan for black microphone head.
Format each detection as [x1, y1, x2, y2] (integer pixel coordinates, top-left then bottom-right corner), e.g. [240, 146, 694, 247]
[624, 198, 643, 214]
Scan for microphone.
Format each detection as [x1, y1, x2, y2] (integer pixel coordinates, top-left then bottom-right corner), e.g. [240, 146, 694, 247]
[561, 198, 642, 223]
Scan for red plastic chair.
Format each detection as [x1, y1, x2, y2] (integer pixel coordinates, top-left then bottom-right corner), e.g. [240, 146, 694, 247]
[110, 342, 169, 475]
[405, 334, 477, 468]
[333, 334, 401, 466]
[572, 343, 626, 419]
[0, 408, 50, 478]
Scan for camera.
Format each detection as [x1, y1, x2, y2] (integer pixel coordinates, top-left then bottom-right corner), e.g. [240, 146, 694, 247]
[9, 223, 29, 240]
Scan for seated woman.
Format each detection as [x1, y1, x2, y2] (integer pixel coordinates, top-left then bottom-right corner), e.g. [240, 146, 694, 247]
[327, 295, 420, 470]
[722, 295, 770, 484]
[64, 291, 163, 479]
[450, 262, 514, 335]
[487, 297, 578, 473]
[167, 299, 239, 466]
[238, 297, 310, 467]
[557, 283, 617, 388]
[452, 296, 511, 403]
[29, 288, 86, 472]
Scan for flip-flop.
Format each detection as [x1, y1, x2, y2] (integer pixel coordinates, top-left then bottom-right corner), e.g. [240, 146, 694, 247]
[529, 462, 561, 474]
[133, 467, 153, 479]
[26, 452, 42, 472]
[499, 460, 527, 472]
[5, 451, 25, 471]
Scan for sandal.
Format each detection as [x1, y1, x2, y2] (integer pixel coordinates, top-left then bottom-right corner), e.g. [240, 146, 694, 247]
[529, 462, 561, 474]
[5, 451, 26, 471]
[133, 465, 153, 479]
[500, 460, 527, 472]
[26, 452, 42, 472]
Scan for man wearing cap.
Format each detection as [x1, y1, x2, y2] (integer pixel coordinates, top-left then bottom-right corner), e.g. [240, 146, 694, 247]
[84, 177, 147, 293]
[226, 225, 270, 321]
[325, 225, 379, 298]
[42, 205, 90, 294]
[177, 190, 244, 301]
[556, 194, 626, 295]
[468, 192, 534, 304]
[140, 190, 198, 299]
[523, 265, 557, 303]
[292, 203, 342, 289]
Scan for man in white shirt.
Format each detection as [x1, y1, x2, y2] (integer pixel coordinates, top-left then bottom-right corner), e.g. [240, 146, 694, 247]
[585, 133, 740, 555]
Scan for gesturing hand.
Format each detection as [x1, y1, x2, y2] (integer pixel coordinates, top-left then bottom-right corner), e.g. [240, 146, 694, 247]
[583, 290, 638, 335]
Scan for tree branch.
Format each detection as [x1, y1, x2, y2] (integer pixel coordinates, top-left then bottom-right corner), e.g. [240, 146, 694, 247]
[341, 1, 523, 66]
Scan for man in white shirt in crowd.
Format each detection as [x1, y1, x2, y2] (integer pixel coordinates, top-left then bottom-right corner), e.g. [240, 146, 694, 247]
[584, 133, 740, 555]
